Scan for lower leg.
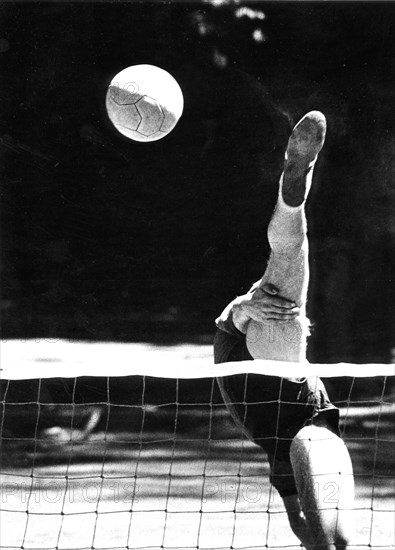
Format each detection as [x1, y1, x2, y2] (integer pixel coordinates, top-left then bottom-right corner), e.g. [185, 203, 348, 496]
[261, 111, 327, 303]
[246, 112, 326, 361]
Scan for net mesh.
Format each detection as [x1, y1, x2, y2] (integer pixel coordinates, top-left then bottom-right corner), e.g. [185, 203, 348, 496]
[0, 340, 394, 550]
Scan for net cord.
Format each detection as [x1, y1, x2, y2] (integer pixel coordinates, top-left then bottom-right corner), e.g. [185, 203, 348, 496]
[1, 340, 393, 380]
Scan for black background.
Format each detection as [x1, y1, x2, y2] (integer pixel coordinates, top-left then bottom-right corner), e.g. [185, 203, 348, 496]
[1, 1, 394, 363]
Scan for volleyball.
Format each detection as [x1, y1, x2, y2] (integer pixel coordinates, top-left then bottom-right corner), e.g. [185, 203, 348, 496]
[105, 64, 184, 142]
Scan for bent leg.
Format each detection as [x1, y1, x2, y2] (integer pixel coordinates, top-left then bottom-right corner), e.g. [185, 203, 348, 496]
[247, 111, 326, 362]
[290, 424, 355, 549]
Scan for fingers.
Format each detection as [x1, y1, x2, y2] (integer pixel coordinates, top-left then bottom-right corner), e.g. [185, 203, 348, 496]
[257, 284, 295, 308]
[239, 285, 300, 324]
[254, 295, 296, 310]
[266, 312, 300, 321]
[249, 312, 300, 323]
[246, 306, 300, 323]
[262, 283, 279, 295]
[270, 299, 297, 310]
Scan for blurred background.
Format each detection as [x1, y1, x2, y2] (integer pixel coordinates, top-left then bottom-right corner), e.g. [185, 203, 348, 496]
[1, 1, 394, 364]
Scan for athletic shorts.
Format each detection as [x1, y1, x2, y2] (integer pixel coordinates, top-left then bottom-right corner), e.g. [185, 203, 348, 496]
[214, 326, 339, 497]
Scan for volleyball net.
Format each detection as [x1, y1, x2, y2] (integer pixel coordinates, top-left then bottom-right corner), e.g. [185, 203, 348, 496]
[0, 340, 394, 550]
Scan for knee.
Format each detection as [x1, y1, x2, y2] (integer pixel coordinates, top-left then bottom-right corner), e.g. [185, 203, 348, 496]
[286, 508, 309, 540]
[334, 519, 354, 550]
[288, 513, 304, 536]
[335, 532, 351, 550]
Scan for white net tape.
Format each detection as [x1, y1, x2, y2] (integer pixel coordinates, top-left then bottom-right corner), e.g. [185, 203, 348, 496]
[1, 340, 394, 380]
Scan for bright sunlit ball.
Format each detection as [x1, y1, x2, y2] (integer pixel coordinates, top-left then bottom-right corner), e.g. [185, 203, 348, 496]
[105, 64, 184, 142]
